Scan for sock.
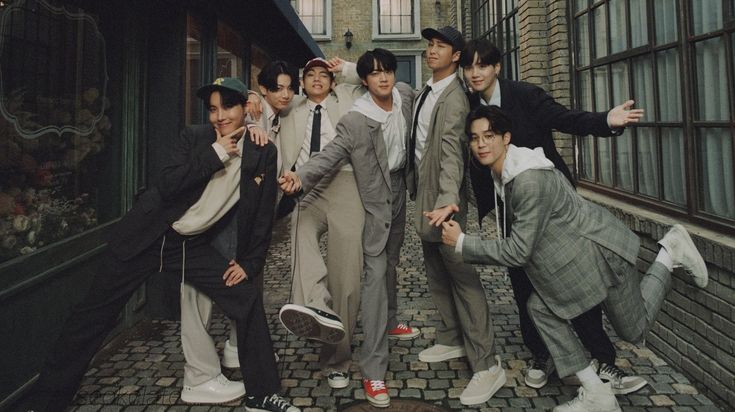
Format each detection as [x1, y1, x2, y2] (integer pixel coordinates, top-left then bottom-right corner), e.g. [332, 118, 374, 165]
[576, 364, 603, 390]
[655, 247, 674, 272]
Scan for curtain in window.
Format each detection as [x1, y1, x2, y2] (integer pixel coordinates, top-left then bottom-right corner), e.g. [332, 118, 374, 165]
[699, 129, 734, 218]
[657, 49, 682, 121]
[661, 128, 686, 205]
[609, 0, 626, 54]
[695, 38, 729, 121]
[637, 127, 659, 197]
[630, 0, 647, 47]
[692, 0, 723, 35]
[655, 0, 678, 44]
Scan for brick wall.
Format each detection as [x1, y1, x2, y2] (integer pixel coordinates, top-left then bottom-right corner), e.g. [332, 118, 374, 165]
[583, 190, 735, 408]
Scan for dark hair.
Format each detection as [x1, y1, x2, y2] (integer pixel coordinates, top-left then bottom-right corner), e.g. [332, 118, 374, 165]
[356, 48, 398, 80]
[465, 105, 512, 138]
[257, 60, 299, 93]
[207, 87, 248, 108]
[460, 38, 502, 68]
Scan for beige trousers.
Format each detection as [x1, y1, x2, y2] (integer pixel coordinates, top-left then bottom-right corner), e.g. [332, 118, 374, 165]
[290, 171, 364, 373]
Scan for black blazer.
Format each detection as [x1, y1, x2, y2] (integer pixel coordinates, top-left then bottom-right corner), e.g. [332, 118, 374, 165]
[468, 79, 622, 223]
[107, 124, 277, 278]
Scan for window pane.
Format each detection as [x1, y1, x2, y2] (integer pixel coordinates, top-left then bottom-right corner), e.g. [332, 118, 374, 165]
[661, 128, 686, 205]
[632, 55, 654, 116]
[655, 0, 678, 44]
[692, 0, 723, 35]
[0, 1, 121, 263]
[578, 69, 592, 111]
[656, 48, 682, 121]
[637, 127, 659, 197]
[598, 136, 613, 185]
[594, 5, 608, 58]
[629, 0, 648, 47]
[699, 128, 734, 218]
[576, 14, 590, 67]
[186, 15, 202, 125]
[380, 0, 414, 34]
[575, 0, 588, 13]
[695, 37, 730, 120]
[594, 65, 609, 110]
[298, 0, 326, 35]
[580, 136, 595, 180]
[611, 61, 629, 103]
[615, 130, 635, 191]
[216, 22, 245, 78]
[609, 0, 626, 54]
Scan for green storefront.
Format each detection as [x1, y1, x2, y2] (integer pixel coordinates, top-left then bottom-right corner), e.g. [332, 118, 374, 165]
[0, 0, 321, 408]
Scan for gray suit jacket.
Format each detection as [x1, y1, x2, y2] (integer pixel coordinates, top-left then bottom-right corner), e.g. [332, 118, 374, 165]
[462, 168, 640, 319]
[409, 76, 470, 242]
[296, 83, 414, 256]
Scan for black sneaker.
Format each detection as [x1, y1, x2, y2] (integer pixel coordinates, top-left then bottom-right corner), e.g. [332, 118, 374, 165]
[524, 356, 555, 388]
[598, 361, 648, 395]
[278, 303, 345, 343]
[245, 393, 300, 412]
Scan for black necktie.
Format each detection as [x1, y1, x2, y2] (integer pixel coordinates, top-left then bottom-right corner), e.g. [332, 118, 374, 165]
[310, 105, 322, 154]
[408, 86, 432, 174]
[272, 115, 279, 128]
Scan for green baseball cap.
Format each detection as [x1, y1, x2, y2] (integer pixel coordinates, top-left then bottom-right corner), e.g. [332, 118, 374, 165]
[196, 77, 247, 100]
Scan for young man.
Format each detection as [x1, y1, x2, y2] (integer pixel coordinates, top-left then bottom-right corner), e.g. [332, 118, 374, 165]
[408, 26, 504, 406]
[178, 61, 298, 404]
[460, 38, 647, 393]
[29, 78, 298, 412]
[280, 48, 414, 408]
[443, 105, 707, 412]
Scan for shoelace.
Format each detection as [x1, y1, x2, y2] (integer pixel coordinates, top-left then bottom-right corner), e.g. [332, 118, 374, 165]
[395, 323, 410, 331]
[266, 394, 290, 410]
[368, 380, 386, 391]
[600, 363, 626, 381]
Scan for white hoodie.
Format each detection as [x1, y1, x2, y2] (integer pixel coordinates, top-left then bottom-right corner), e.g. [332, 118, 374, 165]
[457, 144, 554, 252]
[349, 88, 406, 171]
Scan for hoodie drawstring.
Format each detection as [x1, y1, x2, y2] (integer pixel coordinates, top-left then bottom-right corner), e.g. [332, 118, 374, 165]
[158, 235, 166, 272]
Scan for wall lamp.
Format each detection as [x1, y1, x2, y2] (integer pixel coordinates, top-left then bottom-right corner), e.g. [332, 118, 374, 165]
[344, 28, 353, 49]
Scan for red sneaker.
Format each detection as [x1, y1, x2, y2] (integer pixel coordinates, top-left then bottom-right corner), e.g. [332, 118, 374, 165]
[362, 379, 390, 408]
[387, 323, 420, 340]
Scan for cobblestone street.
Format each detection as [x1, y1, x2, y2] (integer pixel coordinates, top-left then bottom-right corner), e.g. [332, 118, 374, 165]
[68, 202, 722, 411]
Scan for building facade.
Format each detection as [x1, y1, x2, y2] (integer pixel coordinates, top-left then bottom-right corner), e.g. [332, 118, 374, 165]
[461, 0, 735, 408]
[0, 0, 320, 407]
[290, 0, 463, 87]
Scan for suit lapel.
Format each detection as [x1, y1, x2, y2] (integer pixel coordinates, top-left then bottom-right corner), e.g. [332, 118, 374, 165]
[367, 117, 391, 189]
[283, 100, 310, 170]
[325, 94, 341, 126]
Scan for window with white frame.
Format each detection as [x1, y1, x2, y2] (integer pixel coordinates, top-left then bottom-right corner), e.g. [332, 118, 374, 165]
[291, 0, 331, 40]
[572, 0, 735, 231]
[373, 0, 420, 39]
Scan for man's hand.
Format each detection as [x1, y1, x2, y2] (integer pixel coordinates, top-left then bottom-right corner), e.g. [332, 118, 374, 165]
[423, 204, 460, 227]
[608, 100, 644, 127]
[246, 91, 263, 121]
[248, 125, 269, 146]
[278, 171, 302, 194]
[326, 57, 346, 73]
[215, 126, 245, 157]
[223, 260, 248, 286]
[441, 220, 463, 247]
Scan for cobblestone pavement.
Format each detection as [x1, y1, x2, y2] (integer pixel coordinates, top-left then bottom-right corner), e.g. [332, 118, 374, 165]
[69, 202, 722, 411]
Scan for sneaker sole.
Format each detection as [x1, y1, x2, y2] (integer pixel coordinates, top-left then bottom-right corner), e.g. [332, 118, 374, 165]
[418, 347, 466, 363]
[328, 379, 350, 389]
[460, 369, 507, 405]
[279, 305, 345, 344]
[672, 224, 708, 288]
[181, 392, 244, 405]
[388, 330, 420, 340]
[524, 375, 548, 389]
[608, 379, 648, 395]
[366, 396, 390, 408]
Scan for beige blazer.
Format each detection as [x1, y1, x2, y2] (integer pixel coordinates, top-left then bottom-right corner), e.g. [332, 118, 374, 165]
[409, 76, 470, 242]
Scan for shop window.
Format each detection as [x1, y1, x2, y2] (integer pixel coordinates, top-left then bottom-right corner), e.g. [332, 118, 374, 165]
[185, 14, 202, 126]
[0, 0, 121, 264]
[572, 0, 735, 229]
[216, 21, 245, 79]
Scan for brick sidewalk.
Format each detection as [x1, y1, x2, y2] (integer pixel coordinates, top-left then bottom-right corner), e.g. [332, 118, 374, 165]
[69, 201, 722, 411]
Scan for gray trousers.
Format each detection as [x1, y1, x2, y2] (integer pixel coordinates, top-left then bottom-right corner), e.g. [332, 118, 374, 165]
[358, 170, 407, 379]
[529, 245, 672, 378]
[290, 171, 364, 374]
[421, 241, 496, 372]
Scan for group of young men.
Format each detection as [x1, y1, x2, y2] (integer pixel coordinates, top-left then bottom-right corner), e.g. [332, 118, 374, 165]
[27, 25, 708, 412]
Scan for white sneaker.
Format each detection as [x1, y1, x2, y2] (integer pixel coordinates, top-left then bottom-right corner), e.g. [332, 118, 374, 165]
[181, 373, 245, 404]
[327, 371, 349, 389]
[459, 355, 507, 405]
[524, 356, 555, 389]
[222, 339, 239, 369]
[418, 344, 466, 363]
[553, 382, 621, 412]
[598, 362, 648, 395]
[658, 224, 708, 287]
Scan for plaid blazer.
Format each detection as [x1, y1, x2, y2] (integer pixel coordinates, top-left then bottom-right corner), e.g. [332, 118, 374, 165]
[463, 168, 639, 319]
